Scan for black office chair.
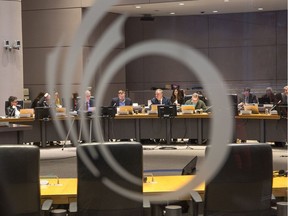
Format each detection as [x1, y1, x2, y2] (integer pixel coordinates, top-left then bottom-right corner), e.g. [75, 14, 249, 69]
[70, 142, 150, 216]
[191, 143, 273, 216]
[0, 145, 52, 216]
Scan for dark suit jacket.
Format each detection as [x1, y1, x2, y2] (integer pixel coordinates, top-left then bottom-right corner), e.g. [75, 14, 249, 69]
[151, 97, 170, 105]
[76, 98, 95, 111]
[110, 97, 132, 107]
[238, 94, 258, 104]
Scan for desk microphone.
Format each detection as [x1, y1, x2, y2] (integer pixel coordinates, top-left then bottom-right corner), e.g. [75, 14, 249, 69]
[270, 100, 281, 111]
[205, 106, 213, 112]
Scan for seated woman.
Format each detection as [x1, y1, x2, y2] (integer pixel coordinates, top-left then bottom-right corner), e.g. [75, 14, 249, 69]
[6, 96, 21, 117]
[170, 88, 184, 106]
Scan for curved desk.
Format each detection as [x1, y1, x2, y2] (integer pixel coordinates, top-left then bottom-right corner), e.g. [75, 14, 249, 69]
[40, 175, 288, 204]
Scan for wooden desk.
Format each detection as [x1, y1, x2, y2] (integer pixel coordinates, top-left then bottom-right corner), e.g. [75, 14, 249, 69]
[0, 123, 32, 144]
[40, 175, 288, 204]
[40, 178, 77, 204]
[235, 114, 287, 142]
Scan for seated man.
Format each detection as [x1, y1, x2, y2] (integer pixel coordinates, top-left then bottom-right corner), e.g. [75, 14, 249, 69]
[185, 93, 207, 110]
[110, 90, 132, 107]
[5, 96, 21, 117]
[151, 89, 170, 105]
[238, 87, 258, 110]
[76, 90, 95, 111]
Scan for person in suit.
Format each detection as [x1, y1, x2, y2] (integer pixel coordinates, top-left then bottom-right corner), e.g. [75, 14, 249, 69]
[37, 93, 51, 107]
[260, 87, 276, 104]
[238, 87, 258, 110]
[170, 88, 184, 106]
[77, 90, 95, 111]
[5, 96, 21, 117]
[151, 89, 170, 105]
[275, 85, 288, 105]
[110, 90, 132, 107]
[185, 93, 207, 110]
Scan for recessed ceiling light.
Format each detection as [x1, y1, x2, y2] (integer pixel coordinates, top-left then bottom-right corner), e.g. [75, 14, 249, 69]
[224, 0, 230, 2]
[179, 3, 185, 6]
[170, 12, 175, 15]
[213, 10, 218, 13]
[258, 7, 263, 11]
[135, 5, 141, 9]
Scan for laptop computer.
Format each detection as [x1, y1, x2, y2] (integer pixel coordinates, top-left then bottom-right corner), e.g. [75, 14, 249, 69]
[181, 105, 195, 114]
[118, 106, 133, 115]
[148, 104, 159, 114]
[244, 103, 259, 114]
[19, 109, 34, 118]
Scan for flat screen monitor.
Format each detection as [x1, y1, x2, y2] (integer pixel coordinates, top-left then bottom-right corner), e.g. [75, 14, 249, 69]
[258, 97, 271, 105]
[35, 107, 52, 119]
[157, 105, 177, 118]
[101, 106, 116, 118]
[182, 156, 198, 175]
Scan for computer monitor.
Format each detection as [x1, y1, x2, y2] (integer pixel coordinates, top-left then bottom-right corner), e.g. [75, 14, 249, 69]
[35, 107, 52, 119]
[182, 156, 198, 175]
[101, 106, 116, 118]
[157, 105, 177, 118]
[258, 97, 271, 105]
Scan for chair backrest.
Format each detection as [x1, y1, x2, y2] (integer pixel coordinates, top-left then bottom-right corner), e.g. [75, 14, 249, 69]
[77, 142, 143, 216]
[0, 145, 40, 216]
[204, 143, 272, 216]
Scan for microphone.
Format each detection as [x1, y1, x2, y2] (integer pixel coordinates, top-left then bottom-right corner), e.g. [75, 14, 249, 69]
[205, 106, 213, 112]
[113, 102, 116, 107]
[270, 100, 282, 111]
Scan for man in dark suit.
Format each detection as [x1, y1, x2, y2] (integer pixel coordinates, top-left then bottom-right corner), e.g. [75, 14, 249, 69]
[77, 90, 95, 111]
[275, 85, 288, 105]
[151, 89, 170, 105]
[238, 87, 258, 110]
[110, 90, 132, 107]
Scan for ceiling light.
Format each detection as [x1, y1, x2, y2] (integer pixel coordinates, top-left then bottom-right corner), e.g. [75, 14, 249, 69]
[213, 10, 218, 13]
[224, 0, 230, 2]
[170, 12, 175, 15]
[258, 7, 263, 11]
[179, 3, 185, 6]
[135, 5, 141, 9]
